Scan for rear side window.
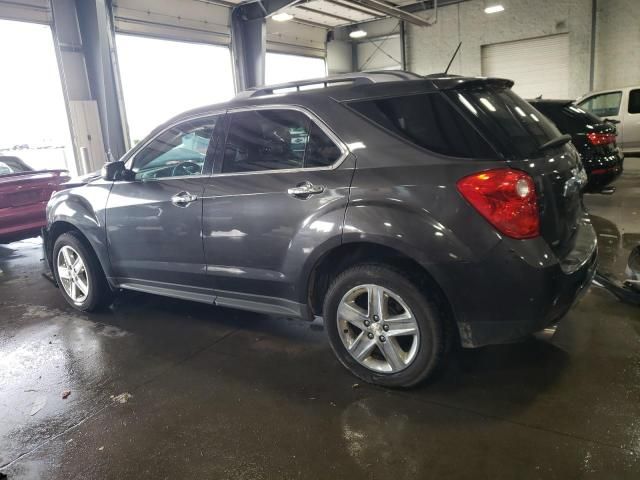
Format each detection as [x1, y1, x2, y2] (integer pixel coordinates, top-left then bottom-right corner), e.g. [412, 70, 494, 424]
[222, 109, 342, 173]
[629, 89, 640, 114]
[347, 93, 496, 159]
[532, 103, 601, 135]
[449, 88, 561, 159]
[578, 92, 622, 117]
[305, 122, 342, 167]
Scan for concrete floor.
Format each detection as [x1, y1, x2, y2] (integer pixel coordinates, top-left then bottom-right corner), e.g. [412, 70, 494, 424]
[1, 173, 639, 480]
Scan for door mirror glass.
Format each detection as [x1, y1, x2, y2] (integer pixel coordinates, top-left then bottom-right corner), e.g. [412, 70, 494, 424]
[132, 116, 218, 180]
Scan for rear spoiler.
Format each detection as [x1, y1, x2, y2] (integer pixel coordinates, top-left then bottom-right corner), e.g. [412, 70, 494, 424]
[427, 75, 514, 91]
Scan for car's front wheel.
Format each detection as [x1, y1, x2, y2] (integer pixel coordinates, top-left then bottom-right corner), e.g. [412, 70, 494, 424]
[53, 232, 112, 311]
[324, 264, 446, 388]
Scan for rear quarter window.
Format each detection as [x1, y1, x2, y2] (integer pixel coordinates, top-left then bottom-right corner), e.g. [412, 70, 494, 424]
[346, 92, 496, 159]
[449, 88, 561, 159]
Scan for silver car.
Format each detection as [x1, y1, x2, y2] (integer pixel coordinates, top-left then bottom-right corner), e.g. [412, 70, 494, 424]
[577, 86, 640, 156]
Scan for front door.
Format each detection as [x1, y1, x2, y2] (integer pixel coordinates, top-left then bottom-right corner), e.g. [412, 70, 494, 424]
[107, 114, 222, 296]
[578, 91, 624, 146]
[624, 88, 640, 152]
[202, 107, 354, 314]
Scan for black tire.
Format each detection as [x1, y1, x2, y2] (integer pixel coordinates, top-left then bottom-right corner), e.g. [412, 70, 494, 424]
[323, 264, 446, 388]
[52, 231, 113, 312]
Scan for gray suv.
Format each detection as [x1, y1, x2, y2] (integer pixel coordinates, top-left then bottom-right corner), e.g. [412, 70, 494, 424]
[44, 71, 597, 387]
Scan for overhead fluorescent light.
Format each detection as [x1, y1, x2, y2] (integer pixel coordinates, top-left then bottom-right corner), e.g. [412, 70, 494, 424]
[272, 12, 293, 22]
[484, 4, 505, 14]
[349, 29, 367, 39]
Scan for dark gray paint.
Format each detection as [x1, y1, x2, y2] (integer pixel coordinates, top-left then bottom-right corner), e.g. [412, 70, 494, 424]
[45, 76, 598, 348]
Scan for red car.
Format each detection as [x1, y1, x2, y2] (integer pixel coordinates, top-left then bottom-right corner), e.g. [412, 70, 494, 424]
[0, 156, 70, 244]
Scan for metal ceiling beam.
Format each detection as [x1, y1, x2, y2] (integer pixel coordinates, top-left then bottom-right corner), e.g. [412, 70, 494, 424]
[341, 0, 435, 26]
[323, 0, 385, 19]
[295, 5, 354, 23]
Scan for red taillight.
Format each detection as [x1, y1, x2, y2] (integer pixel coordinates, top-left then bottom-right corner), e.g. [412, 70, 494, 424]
[586, 132, 616, 146]
[457, 168, 539, 239]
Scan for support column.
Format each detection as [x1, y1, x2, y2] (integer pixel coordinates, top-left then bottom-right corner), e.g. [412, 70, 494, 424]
[51, 0, 127, 172]
[231, 8, 266, 91]
[230, 0, 304, 91]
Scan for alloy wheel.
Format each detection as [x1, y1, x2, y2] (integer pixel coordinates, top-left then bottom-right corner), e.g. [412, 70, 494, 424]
[57, 245, 90, 304]
[337, 284, 420, 373]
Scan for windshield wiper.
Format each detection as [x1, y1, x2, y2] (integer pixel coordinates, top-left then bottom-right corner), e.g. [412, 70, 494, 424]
[538, 134, 572, 152]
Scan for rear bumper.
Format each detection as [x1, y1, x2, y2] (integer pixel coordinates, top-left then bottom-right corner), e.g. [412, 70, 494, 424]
[0, 202, 47, 243]
[433, 219, 598, 348]
[584, 153, 624, 191]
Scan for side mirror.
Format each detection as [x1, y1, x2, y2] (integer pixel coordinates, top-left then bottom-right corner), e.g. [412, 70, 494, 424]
[604, 118, 621, 125]
[101, 161, 134, 181]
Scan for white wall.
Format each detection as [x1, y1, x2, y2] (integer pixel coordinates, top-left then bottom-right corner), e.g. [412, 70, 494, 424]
[406, 0, 592, 98]
[328, 0, 640, 98]
[594, 0, 640, 89]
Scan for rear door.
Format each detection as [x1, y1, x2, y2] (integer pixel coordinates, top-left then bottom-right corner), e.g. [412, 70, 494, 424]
[106, 114, 223, 294]
[202, 107, 354, 313]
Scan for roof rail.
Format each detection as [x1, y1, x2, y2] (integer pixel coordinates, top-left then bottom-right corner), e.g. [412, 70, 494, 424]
[236, 70, 423, 99]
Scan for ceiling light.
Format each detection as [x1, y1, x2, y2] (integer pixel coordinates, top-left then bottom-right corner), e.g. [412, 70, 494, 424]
[272, 12, 293, 22]
[484, 4, 505, 14]
[349, 29, 367, 39]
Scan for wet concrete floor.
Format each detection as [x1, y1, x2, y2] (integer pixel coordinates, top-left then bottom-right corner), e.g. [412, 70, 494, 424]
[0, 171, 639, 479]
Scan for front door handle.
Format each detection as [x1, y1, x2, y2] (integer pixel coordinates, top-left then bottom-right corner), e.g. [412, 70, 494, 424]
[287, 181, 325, 198]
[171, 191, 198, 207]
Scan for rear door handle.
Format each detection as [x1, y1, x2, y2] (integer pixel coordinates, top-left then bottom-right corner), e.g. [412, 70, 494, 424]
[171, 191, 198, 207]
[287, 181, 325, 198]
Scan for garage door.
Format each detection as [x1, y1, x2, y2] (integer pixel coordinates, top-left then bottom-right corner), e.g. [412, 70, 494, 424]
[481, 34, 569, 99]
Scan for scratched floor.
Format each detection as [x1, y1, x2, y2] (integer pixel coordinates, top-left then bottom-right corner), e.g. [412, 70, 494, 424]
[1, 168, 639, 479]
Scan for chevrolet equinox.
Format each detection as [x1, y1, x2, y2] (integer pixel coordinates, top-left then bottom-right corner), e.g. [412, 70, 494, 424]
[44, 71, 597, 387]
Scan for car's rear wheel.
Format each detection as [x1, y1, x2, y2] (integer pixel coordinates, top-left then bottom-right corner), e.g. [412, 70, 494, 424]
[53, 232, 112, 311]
[324, 264, 446, 388]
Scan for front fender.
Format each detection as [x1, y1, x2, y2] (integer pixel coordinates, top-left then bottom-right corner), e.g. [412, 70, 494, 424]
[46, 180, 113, 280]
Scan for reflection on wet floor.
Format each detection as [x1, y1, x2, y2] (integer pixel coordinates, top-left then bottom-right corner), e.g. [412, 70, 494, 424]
[0, 172, 639, 479]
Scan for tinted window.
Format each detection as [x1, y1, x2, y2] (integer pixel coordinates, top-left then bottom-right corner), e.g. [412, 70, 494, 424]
[450, 88, 561, 159]
[305, 122, 342, 167]
[531, 102, 601, 135]
[629, 89, 640, 114]
[578, 92, 622, 117]
[222, 109, 341, 173]
[133, 117, 218, 180]
[348, 93, 495, 159]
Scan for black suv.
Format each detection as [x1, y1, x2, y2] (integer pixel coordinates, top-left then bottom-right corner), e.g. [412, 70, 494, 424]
[45, 72, 597, 387]
[529, 99, 623, 192]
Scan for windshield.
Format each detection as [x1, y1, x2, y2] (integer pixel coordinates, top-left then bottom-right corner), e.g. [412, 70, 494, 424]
[0, 156, 33, 176]
[448, 87, 562, 159]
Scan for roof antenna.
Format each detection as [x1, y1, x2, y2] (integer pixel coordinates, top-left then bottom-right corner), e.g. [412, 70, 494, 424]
[444, 42, 462, 75]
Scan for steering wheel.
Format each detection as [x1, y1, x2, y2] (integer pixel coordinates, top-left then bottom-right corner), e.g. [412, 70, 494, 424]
[172, 161, 201, 177]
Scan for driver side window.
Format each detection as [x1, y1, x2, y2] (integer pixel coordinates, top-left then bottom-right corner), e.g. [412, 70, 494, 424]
[133, 116, 218, 180]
